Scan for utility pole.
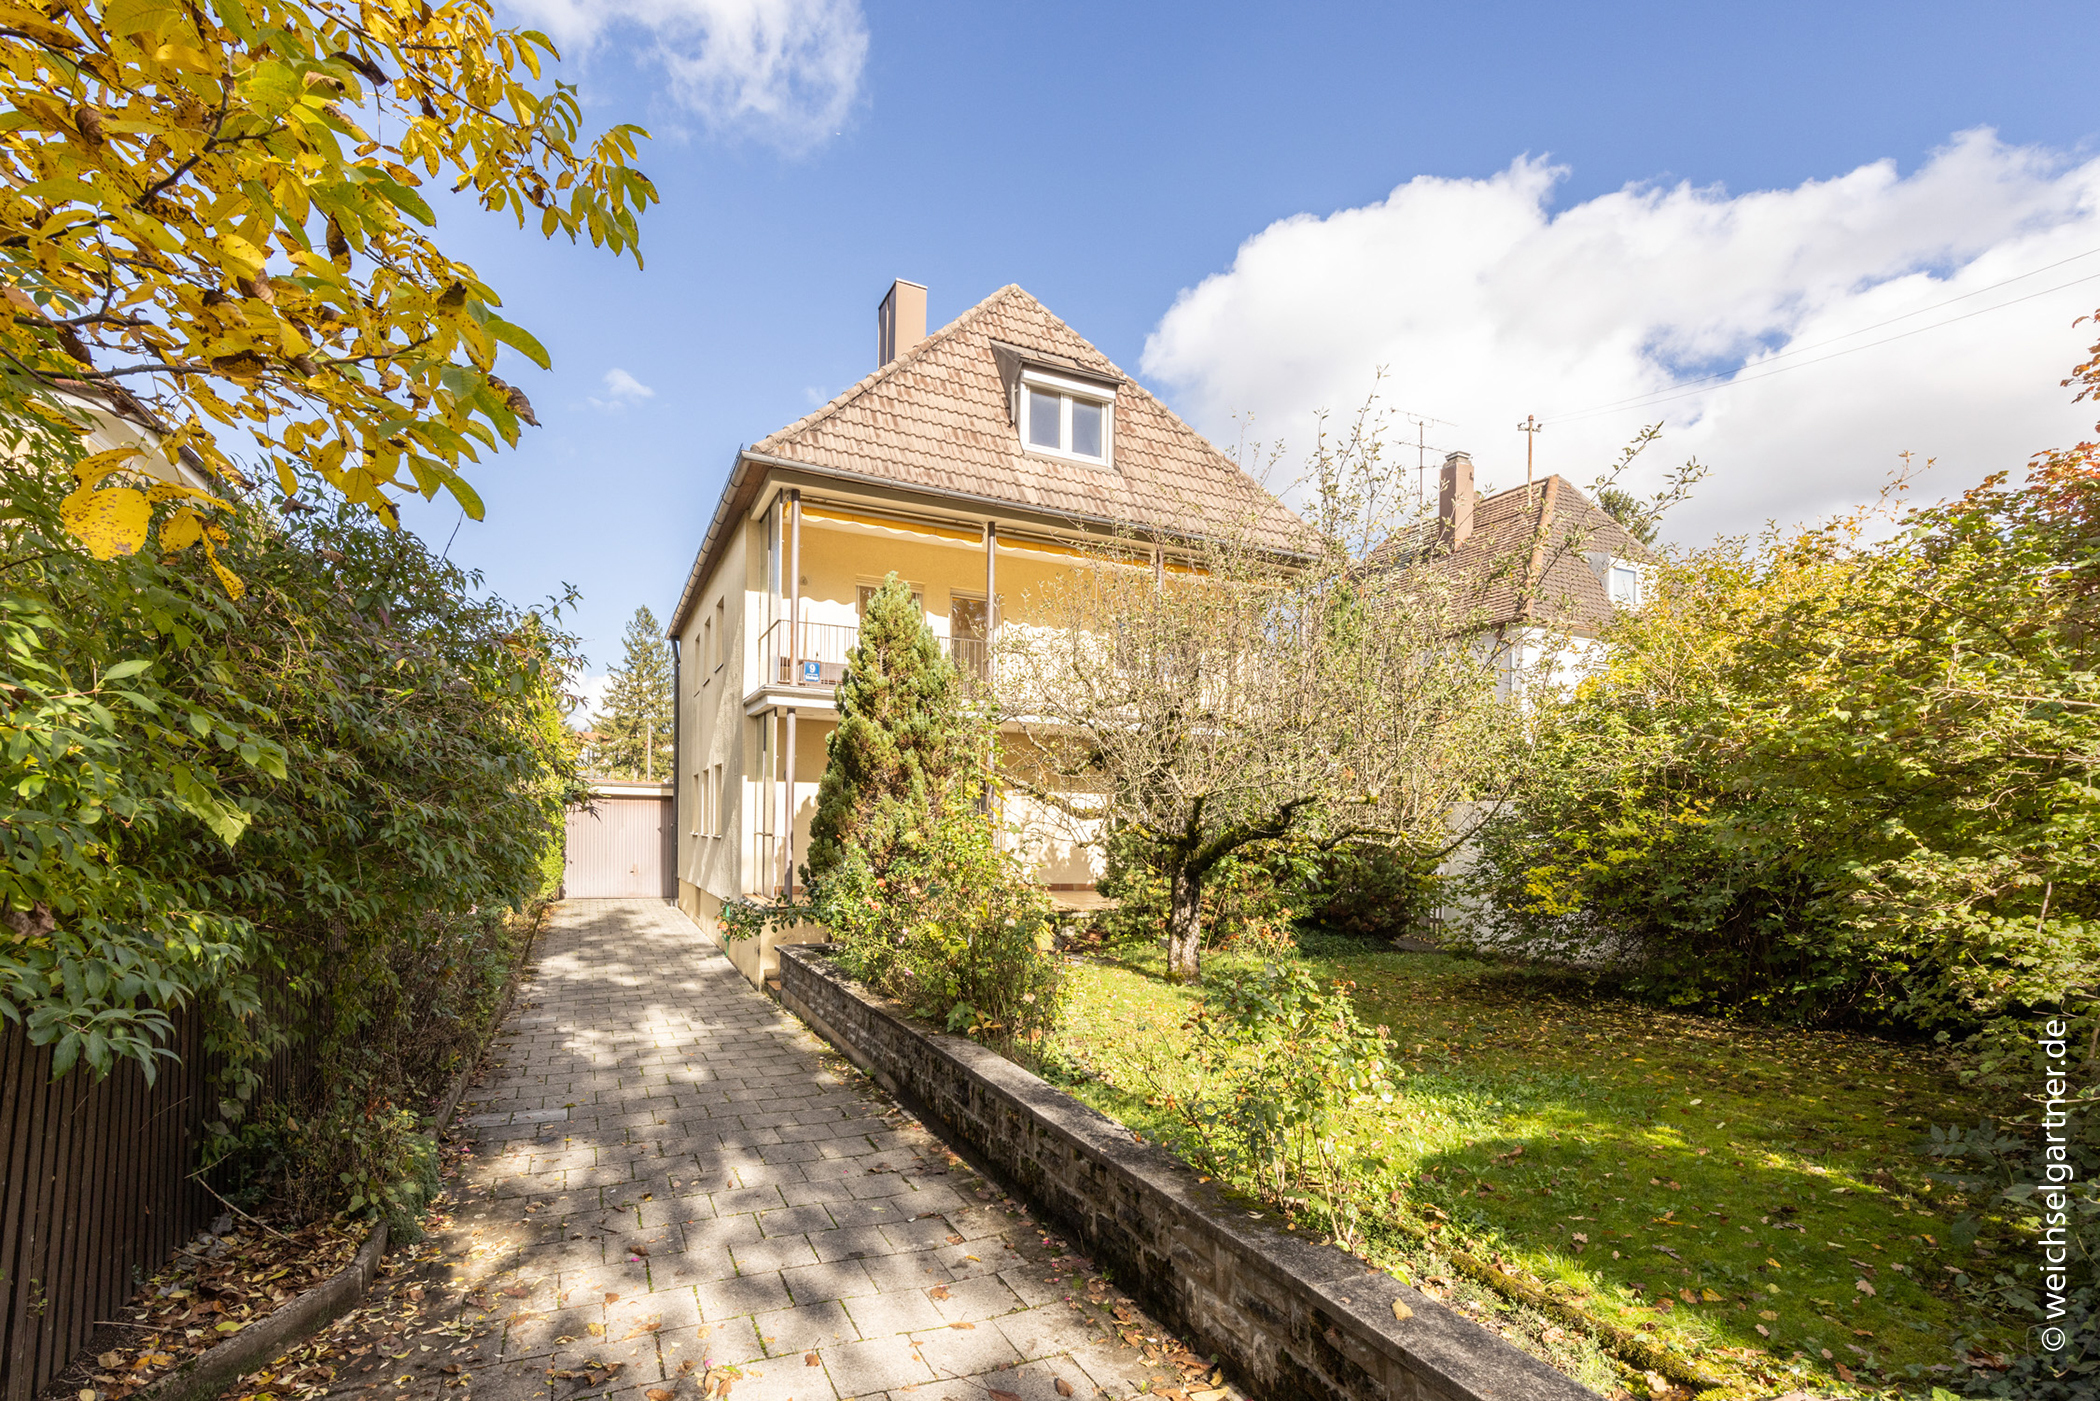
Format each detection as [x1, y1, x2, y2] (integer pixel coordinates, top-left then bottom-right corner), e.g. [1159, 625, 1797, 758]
[1517, 414, 1543, 489]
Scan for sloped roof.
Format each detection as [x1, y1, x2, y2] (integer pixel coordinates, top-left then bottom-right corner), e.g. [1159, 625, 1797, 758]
[751, 285, 1307, 549]
[1374, 475, 1646, 636]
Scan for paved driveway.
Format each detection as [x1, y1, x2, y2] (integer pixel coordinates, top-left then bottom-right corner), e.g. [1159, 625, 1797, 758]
[287, 898, 1211, 1401]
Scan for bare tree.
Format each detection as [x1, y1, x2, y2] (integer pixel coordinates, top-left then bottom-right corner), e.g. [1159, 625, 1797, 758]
[1004, 405, 1541, 981]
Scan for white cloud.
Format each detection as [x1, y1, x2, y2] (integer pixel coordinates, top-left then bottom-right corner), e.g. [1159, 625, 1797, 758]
[589, 366, 656, 411]
[1141, 130, 2100, 546]
[569, 671, 614, 728]
[504, 0, 866, 149]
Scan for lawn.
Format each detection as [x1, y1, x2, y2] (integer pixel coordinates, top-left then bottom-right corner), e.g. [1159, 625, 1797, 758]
[1047, 934, 2024, 1397]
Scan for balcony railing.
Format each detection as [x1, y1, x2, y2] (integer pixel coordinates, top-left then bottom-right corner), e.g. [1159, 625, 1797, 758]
[759, 618, 993, 691]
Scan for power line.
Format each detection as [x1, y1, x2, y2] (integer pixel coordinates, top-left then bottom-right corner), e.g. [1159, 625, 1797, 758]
[1545, 267, 2100, 427]
[1541, 245, 2100, 426]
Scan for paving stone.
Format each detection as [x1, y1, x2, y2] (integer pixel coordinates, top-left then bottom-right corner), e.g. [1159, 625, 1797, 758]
[696, 1272, 795, 1321]
[839, 1289, 946, 1339]
[818, 1335, 938, 1397]
[732, 1235, 823, 1273]
[296, 901, 1189, 1401]
[909, 1321, 1024, 1380]
[928, 1274, 1024, 1325]
[993, 1303, 1104, 1361]
[752, 1298, 861, 1354]
[781, 1257, 879, 1304]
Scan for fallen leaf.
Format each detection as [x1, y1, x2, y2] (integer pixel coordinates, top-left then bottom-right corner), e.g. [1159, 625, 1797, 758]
[606, 1293, 620, 1304]
[1391, 1299, 1413, 1322]
[1855, 1279, 1876, 1297]
[947, 1235, 965, 1245]
[1755, 1324, 1770, 1337]
[950, 1322, 976, 1330]
[649, 1391, 674, 1400]
[1055, 1381, 1074, 1397]
[442, 1364, 464, 1375]
[928, 1286, 950, 1300]
[990, 1390, 1023, 1401]
[1834, 1363, 1857, 1383]
[805, 1352, 821, 1367]
[501, 1286, 530, 1298]
[98, 1353, 121, 1370]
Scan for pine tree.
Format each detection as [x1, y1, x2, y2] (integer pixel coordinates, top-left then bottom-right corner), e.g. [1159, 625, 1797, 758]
[597, 606, 674, 780]
[805, 575, 981, 884]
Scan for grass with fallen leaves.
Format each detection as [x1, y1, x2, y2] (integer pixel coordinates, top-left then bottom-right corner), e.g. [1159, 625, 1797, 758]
[1050, 936, 2025, 1395]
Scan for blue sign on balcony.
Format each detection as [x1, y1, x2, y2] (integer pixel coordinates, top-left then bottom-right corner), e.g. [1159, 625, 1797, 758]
[800, 659, 824, 685]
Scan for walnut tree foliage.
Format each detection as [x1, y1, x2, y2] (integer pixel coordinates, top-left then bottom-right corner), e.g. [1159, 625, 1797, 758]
[0, 447, 580, 1089]
[0, 0, 656, 571]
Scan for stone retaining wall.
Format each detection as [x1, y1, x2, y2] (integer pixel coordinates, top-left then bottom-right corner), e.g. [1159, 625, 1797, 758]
[777, 946, 1600, 1401]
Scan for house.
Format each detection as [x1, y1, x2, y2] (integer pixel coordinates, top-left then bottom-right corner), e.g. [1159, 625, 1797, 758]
[1377, 450, 1651, 698]
[666, 280, 1302, 985]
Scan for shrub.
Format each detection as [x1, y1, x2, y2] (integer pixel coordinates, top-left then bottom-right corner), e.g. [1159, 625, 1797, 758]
[1143, 962, 1397, 1250]
[805, 575, 981, 885]
[1, 455, 578, 1221]
[729, 574, 1062, 1062]
[1294, 842, 1442, 941]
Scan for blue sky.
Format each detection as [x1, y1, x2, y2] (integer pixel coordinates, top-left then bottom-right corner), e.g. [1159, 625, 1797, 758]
[391, 1, 2100, 693]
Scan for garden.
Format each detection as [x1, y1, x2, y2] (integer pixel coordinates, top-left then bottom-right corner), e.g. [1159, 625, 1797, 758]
[755, 362, 2098, 1400]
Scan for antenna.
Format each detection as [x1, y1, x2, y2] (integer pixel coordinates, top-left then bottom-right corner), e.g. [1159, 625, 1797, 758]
[1517, 414, 1543, 488]
[1400, 411, 1455, 506]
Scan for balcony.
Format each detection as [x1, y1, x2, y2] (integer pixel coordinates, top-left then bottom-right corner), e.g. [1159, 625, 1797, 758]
[758, 618, 992, 693]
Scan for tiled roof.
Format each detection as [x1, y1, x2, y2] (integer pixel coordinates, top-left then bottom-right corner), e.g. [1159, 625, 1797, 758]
[749, 285, 1308, 551]
[1375, 475, 1646, 636]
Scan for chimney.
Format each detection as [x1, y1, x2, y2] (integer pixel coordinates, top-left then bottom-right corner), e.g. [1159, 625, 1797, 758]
[876, 279, 927, 367]
[1439, 451, 1474, 549]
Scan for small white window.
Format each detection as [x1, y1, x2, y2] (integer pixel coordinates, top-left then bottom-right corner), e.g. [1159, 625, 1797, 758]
[1609, 564, 1641, 607]
[712, 762, 726, 837]
[713, 599, 726, 669]
[1017, 368, 1114, 466]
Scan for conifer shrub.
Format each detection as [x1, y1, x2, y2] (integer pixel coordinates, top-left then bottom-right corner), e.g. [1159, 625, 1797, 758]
[730, 575, 1063, 1060]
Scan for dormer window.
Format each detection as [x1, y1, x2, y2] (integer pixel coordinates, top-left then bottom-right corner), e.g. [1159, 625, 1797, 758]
[1608, 563, 1641, 606]
[1018, 368, 1114, 467]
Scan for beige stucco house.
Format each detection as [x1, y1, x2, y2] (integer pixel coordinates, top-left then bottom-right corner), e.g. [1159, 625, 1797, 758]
[666, 280, 1301, 984]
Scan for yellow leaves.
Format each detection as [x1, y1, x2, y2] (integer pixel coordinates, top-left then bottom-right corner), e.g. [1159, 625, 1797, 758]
[61, 483, 150, 559]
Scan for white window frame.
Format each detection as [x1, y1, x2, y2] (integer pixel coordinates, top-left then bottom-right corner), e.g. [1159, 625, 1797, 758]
[1608, 562, 1642, 608]
[1017, 368, 1115, 467]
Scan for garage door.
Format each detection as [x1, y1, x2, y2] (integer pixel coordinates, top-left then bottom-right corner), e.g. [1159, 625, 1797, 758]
[564, 792, 676, 898]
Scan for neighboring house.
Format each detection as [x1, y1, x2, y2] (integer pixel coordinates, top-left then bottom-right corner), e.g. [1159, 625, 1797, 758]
[1377, 450, 1651, 698]
[667, 280, 1302, 984]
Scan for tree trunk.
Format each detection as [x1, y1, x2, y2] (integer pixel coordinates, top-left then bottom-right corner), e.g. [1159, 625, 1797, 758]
[1165, 863, 1204, 982]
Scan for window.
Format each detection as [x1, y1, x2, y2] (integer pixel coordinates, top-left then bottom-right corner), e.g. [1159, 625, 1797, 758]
[713, 598, 726, 669]
[712, 762, 726, 837]
[700, 617, 712, 682]
[857, 583, 925, 616]
[1017, 368, 1114, 466]
[1608, 564, 1641, 607]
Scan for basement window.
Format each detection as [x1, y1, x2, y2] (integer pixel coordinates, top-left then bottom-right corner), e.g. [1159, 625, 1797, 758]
[1018, 368, 1114, 467]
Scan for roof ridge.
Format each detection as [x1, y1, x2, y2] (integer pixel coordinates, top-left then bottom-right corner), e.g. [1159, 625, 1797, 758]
[752, 284, 1024, 452]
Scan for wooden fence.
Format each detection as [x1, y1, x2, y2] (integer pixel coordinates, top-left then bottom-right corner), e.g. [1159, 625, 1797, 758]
[0, 1004, 321, 1401]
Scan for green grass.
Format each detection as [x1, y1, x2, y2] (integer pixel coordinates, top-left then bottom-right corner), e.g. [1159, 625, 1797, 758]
[1049, 935, 2024, 1395]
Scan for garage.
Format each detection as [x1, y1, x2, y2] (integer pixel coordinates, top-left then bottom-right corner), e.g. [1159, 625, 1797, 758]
[563, 780, 676, 898]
